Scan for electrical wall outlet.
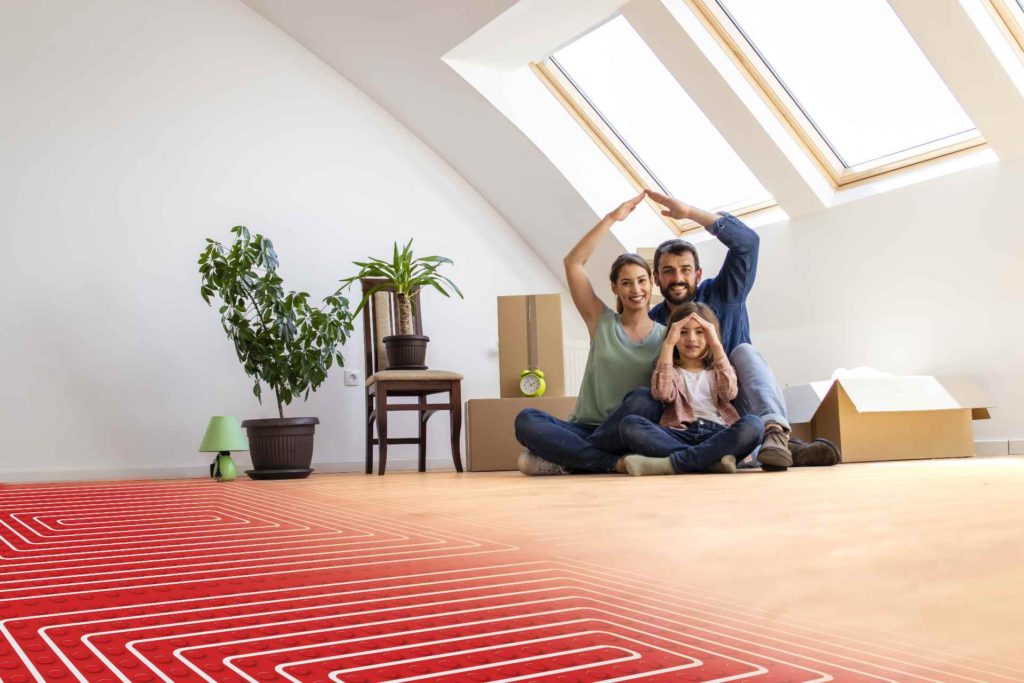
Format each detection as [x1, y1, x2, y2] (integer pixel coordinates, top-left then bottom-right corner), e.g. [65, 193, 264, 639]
[343, 369, 361, 386]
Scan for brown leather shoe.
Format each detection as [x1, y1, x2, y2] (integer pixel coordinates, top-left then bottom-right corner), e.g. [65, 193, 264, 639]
[791, 438, 842, 466]
[757, 425, 793, 470]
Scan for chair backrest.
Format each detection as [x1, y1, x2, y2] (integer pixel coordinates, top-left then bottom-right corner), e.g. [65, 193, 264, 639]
[361, 278, 424, 376]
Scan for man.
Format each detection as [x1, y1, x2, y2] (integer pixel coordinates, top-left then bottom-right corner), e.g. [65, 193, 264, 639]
[645, 189, 839, 470]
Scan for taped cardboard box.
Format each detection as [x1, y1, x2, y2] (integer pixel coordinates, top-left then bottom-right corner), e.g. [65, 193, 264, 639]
[497, 294, 565, 398]
[466, 396, 577, 471]
[784, 375, 992, 463]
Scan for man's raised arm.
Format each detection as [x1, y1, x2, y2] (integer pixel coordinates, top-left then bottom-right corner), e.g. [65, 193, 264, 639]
[645, 190, 758, 304]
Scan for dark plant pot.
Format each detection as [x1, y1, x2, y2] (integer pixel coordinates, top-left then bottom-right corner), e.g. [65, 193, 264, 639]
[240, 417, 319, 479]
[383, 334, 429, 370]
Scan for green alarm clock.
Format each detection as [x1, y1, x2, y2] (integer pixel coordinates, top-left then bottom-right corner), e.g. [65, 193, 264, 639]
[519, 367, 546, 397]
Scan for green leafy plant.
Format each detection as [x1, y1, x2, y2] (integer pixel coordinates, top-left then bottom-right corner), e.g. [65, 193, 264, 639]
[199, 226, 355, 418]
[340, 239, 463, 336]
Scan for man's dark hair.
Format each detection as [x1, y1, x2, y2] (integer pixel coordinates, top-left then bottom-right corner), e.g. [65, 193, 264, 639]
[653, 239, 700, 273]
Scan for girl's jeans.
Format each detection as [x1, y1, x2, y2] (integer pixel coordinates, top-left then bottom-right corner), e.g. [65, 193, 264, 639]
[618, 414, 764, 473]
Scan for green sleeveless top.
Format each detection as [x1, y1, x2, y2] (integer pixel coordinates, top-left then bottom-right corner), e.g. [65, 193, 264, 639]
[570, 307, 666, 425]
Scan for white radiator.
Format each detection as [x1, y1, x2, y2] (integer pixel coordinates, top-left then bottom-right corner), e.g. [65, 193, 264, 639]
[563, 340, 590, 395]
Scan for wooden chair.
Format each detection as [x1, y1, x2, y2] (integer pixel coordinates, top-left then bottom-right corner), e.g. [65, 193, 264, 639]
[361, 278, 464, 475]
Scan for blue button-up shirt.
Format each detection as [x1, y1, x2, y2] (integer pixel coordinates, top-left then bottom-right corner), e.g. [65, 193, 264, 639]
[648, 213, 759, 355]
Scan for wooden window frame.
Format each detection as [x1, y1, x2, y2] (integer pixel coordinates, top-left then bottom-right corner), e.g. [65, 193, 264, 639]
[531, 59, 777, 236]
[687, 0, 987, 190]
[985, 0, 1024, 61]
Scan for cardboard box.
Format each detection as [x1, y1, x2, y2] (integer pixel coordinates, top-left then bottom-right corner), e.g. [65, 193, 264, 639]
[466, 396, 578, 471]
[497, 294, 566, 398]
[784, 375, 991, 463]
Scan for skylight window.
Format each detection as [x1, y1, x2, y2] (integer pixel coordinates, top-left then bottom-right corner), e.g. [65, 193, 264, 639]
[545, 16, 773, 226]
[693, 0, 984, 183]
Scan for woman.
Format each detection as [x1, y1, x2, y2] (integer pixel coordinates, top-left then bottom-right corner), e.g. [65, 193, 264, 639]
[515, 193, 666, 475]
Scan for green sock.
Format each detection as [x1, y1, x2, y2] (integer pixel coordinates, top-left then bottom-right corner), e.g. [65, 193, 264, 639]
[624, 455, 674, 476]
[706, 454, 737, 474]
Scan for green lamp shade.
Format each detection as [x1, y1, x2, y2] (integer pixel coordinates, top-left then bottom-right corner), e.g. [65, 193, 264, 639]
[199, 416, 249, 452]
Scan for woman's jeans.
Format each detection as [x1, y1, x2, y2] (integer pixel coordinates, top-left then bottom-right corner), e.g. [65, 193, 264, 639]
[514, 388, 664, 473]
[618, 414, 764, 473]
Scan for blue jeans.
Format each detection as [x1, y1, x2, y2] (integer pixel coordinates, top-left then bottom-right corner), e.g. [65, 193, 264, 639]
[618, 414, 764, 473]
[730, 343, 788, 467]
[730, 343, 788, 429]
[514, 388, 664, 473]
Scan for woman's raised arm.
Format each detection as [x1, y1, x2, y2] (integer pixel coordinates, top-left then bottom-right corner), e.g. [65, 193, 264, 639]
[564, 192, 644, 337]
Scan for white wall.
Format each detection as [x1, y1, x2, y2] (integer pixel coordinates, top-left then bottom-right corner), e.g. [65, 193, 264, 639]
[240, 0, 609, 323]
[0, 0, 564, 481]
[695, 157, 1024, 441]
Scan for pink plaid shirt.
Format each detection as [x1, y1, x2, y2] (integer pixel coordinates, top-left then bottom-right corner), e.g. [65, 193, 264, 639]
[651, 357, 741, 429]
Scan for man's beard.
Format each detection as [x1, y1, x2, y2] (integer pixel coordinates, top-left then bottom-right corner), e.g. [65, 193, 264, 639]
[660, 282, 695, 306]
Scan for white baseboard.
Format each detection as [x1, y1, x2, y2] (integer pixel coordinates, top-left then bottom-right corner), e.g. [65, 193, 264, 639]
[974, 440, 1010, 457]
[5, 445, 1019, 484]
[0, 459, 463, 484]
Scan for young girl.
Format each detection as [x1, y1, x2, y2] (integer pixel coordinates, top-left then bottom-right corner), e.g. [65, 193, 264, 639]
[620, 301, 763, 476]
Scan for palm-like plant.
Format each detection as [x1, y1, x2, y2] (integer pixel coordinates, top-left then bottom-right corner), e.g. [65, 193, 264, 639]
[341, 239, 463, 335]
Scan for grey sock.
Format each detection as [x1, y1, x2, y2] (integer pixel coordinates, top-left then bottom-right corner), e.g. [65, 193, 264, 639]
[624, 455, 674, 476]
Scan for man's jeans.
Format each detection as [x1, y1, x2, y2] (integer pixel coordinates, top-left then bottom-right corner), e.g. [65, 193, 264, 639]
[514, 388, 664, 473]
[730, 343, 789, 467]
[730, 343, 788, 429]
[618, 414, 764, 473]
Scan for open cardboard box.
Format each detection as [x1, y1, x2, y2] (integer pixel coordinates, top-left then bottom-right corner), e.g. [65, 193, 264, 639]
[466, 396, 577, 471]
[784, 375, 992, 463]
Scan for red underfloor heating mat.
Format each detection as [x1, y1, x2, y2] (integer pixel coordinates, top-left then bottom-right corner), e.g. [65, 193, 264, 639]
[0, 479, 1009, 682]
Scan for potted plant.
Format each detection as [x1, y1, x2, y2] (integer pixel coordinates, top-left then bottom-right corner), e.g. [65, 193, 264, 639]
[341, 239, 462, 369]
[199, 226, 355, 479]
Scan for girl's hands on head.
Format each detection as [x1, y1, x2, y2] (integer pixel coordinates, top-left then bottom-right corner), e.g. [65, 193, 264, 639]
[664, 319, 684, 349]
[691, 313, 723, 352]
[607, 192, 645, 222]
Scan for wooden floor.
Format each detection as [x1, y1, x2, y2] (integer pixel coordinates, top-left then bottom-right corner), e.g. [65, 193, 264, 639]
[325, 458, 1024, 667]
[2, 456, 1022, 681]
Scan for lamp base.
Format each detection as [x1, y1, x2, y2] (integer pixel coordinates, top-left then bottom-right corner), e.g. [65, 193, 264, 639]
[210, 452, 237, 482]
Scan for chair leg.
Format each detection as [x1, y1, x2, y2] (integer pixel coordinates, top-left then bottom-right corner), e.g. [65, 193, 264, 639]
[418, 405, 427, 473]
[365, 392, 374, 475]
[450, 381, 463, 472]
[375, 385, 389, 475]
